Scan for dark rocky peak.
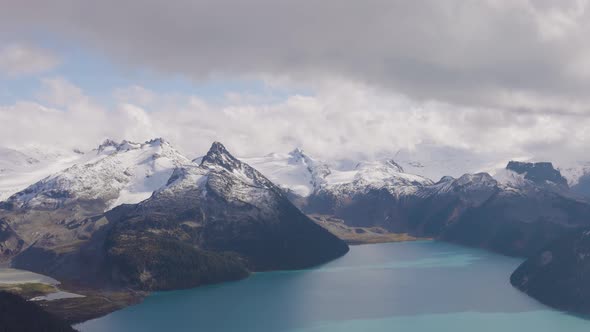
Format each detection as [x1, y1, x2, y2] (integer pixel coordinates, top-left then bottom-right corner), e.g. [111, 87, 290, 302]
[96, 138, 171, 154]
[96, 139, 121, 153]
[117, 140, 142, 152]
[164, 167, 189, 187]
[200, 142, 242, 171]
[199, 142, 282, 194]
[146, 137, 169, 147]
[506, 161, 568, 187]
[96, 139, 139, 153]
[386, 160, 404, 173]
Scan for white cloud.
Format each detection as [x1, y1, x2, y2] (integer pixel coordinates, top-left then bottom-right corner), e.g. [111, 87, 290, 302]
[1, 78, 588, 170]
[0, 1, 589, 171]
[36, 77, 86, 107]
[3, 0, 590, 112]
[0, 43, 59, 77]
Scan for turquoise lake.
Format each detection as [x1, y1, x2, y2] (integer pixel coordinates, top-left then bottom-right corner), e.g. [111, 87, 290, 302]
[77, 241, 590, 332]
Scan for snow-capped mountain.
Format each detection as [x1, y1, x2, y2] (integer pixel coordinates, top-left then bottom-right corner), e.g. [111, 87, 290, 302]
[0, 138, 190, 258]
[128, 142, 348, 270]
[241, 148, 331, 197]
[556, 161, 590, 186]
[554, 161, 590, 198]
[420, 173, 498, 197]
[3, 142, 348, 289]
[5, 138, 190, 212]
[0, 146, 84, 201]
[302, 158, 590, 257]
[486, 161, 575, 198]
[156, 141, 283, 209]
[243, 149, 432, 199]
[1, 138, 590, 291]
[323, 160, 433, 198]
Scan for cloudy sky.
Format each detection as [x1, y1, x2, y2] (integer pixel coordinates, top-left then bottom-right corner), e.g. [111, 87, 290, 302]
[1, 0, 590, 168]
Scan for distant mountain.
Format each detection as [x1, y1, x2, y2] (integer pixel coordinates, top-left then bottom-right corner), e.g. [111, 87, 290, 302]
[243, 150, 437, 198]
[505, 161, 568, 189]
[0, 138, 191, 266]
[0, 291, 77, 332]
[421, 171, 590, 256]
[0, 146, 83, 201]
[241, 148, 331, 197]
[511, 229, 590, 315]
[1, 141, 348, 291]
[555, 161, 590, 198]
[303, 160, 590, 256]
[5, 138, 190, 212]
[305, 159, 433, 227]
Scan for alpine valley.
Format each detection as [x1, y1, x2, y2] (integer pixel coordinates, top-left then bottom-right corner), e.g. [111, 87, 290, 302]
[2, 138, 590, 327]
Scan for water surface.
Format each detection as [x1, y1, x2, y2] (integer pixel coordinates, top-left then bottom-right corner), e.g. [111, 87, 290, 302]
[78, 241, 590, 331]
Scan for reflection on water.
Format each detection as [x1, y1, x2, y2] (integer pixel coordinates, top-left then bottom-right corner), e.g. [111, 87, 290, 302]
[78, 241, 590, 332]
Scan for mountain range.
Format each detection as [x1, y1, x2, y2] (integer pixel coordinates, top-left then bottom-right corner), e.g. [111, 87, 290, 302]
[1, 138, 590, 314]
[246, 149, 590, 256]
[0, 140, 348, 290]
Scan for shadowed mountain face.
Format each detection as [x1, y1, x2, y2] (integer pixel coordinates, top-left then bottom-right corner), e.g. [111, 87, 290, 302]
[103, 142, 349, 290]
[0, 219, 23, 258]
[506, 161, 569, 189]
[304, 163, 590, 257]
[511, 229, 590, 315]
[572, 174, 590, 198]
[0, 291, 77, 332]
[1, 142, 348, 291]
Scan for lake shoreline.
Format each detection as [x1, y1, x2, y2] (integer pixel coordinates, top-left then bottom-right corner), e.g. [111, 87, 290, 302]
[43, 284, 148, 325]
[51, 236, 427, 323]
[78, 241, 590, 332]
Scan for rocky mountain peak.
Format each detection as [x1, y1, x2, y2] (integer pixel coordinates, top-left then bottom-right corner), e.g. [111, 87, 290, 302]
[385, 160, 404, 173]
[146, 137, 169, 147]
[6, 138, 191, 213]
[96, 139, 138, 154]
[506, 161, 568, 187]
[200, 142, 242, 171]
[96, 139, 120, 153]
[96, 138, 171, 155]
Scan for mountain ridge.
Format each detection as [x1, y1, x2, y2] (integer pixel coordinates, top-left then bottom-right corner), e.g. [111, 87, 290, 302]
[1, 141, 349, 291]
